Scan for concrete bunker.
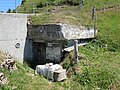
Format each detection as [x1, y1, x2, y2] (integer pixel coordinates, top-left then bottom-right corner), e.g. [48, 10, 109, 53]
[32, 42, 62, 65]
[0, 13, 97, 65]
[27, 24, 97, 66]
[27, 24, 64, 65]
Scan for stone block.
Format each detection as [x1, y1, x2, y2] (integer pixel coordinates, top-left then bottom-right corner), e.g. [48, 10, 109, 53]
[54, 69, 67, 81]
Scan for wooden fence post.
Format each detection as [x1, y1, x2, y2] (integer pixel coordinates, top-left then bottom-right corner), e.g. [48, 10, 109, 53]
[73, 40, 79, 64]
[80, 0, 83, 9]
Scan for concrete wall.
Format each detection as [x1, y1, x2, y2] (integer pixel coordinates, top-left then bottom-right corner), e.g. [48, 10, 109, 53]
[24, 38, 33, 62]
[46, 43, 61, 63]
[28, 24, 97, 41]
[0, 13, 30, 63]
[0, 14, 62, 63]
[0, 13, 96, 64]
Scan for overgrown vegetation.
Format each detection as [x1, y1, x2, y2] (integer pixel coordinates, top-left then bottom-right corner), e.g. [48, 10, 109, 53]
[0, 0, 120, 90]
[18, 0, 120, 26]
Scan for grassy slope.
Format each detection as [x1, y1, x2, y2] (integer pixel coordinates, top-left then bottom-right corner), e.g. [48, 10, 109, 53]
[19, 0, 120, 26]
[97, 10, 120, 52]
[1, 0, 120, 90]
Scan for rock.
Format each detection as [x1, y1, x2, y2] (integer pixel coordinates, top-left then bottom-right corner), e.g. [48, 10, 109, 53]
[35, 63, 67, 82]
[4, 53, 13, 59]
[54, 69, 67, 81]
[47, 64, 63, 81]
[1, 58, 17, 72]
[0, 72, 9, 85]
[0, 73, 4, 80]
[35, 65, 46, 75]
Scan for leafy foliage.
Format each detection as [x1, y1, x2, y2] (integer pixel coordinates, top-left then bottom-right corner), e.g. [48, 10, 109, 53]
[7, 9, 12, 13]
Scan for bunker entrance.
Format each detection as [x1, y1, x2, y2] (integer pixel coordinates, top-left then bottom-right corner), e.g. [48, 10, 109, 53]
[33, 42, 46, 65]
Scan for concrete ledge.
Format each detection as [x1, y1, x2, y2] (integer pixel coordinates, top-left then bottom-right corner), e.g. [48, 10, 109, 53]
[28, 24, 97, 41]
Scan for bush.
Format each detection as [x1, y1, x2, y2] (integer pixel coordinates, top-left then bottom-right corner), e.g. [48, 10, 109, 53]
[36, 0, 82, 8]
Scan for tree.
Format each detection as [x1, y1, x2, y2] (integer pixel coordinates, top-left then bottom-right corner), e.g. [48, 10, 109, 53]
[12, 9, 16, 13]
[0, 11, 4, 13]
[21, 0, 26, 5]
[7, 9, 12, 13]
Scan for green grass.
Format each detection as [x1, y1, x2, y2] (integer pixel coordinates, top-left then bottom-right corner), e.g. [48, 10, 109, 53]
[27, 5, 93, 27]
[96, 10, 120, 52]
[18, 0, 119, 26]
[1, 0, 120, 90]
[0, 62, 49, 90]
[1, 47, 120, 90]
[76, 45, 120, 90]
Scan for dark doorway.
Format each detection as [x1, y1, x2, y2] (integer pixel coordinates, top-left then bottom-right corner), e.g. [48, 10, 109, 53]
[33, 42, 46, 65]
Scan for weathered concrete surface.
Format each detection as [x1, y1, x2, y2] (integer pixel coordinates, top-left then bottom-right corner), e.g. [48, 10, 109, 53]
[54, 69, 66, 81]
[35, 63, 66, 81]
[0, 13, 28, 63]
[0, 13, 97, 63]
[46, 43, 61, 63]
[28, 24, 97, 41]
[64, 43, 87, 51]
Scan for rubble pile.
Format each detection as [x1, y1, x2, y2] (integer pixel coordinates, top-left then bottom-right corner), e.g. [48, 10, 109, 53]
[35, 63, 67, 82]
[0, 72, 9, 86]
[1, 53, 17, 72]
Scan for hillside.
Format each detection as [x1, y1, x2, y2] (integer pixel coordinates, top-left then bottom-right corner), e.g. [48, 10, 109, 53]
[18, 0, 120, 52]
[0, 0, 120, 90]
[18, 0, 120, 26]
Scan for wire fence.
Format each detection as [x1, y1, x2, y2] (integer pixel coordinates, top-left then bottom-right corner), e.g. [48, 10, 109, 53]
[18, 1, 120, 13]
[0, 0, 82, 13]
[0, 0, 120, 29]
[0, 0, 120, 13]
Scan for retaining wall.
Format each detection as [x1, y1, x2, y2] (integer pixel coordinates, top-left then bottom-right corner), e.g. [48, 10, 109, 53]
[0, 13, 31, 63]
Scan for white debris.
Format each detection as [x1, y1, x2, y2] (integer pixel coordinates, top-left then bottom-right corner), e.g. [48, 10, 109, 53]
[0, 72, 9, 85]
[47, 64, 62, 81]
[54, 69, 66, 81]
[1, 59, 17, 72]
[35, 65, 46, 75]
[35, 63, 66, 81]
